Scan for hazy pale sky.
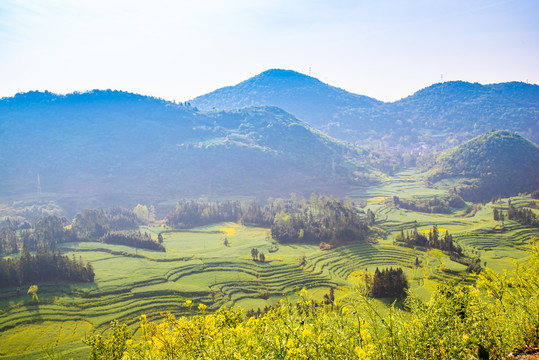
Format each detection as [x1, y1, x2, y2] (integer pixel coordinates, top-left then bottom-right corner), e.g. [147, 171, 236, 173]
[1, 0, 538, 102]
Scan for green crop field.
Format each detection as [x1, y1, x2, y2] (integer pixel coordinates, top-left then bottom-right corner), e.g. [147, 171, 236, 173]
[1, 171, 538, 359]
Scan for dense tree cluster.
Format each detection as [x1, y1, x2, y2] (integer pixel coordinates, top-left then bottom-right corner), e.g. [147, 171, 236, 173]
[271, 196, 369, 245]
[15, 216, 78, 252]
[0, 207, 146, 255]
[393, 193, 465, 214]
[0, 225, 18, 254]
[397, 223, 463, 255]
[166, 194, 371, 246]
[0, 206, 155, 288]
[72, 209, 110, 239]
[366, 267, 408, 299]
[107, 207, 139, 231]
[101, 231, 165, 252]
[0, 247, 94, 288]
[506, 205, 539, 227]
[166, 200, 244, 228]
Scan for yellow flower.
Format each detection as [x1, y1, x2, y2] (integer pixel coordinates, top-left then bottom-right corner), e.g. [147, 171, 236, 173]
[361, 320, 370, 329]
[184, 299, 192, 308]
[360, 329, 370, 342]
[286, 338, 295, 348]
[341, 306, 350, 315]
[302, 324, 312, 337]
[355, 346, 367, 358]
[198, 303, 207, 311]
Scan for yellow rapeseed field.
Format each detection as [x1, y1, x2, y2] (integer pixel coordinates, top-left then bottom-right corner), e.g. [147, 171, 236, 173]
[219, 227, 236, 236]
[419, 228, 448, 233]
[367, 197, 387, 205]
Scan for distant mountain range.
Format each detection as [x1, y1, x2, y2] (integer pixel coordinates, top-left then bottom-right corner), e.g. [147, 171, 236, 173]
[0, 90, 364, 204]
[429, 130, 539, 201]
[1, 70, 537, 207]
[191, 69, 539, 145]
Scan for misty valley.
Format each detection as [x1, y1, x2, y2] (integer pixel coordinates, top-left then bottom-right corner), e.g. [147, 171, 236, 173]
[1, 70, 538, 360]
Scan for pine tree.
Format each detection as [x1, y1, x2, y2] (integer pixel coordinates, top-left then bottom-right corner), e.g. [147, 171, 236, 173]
[493, 208, 499, 221]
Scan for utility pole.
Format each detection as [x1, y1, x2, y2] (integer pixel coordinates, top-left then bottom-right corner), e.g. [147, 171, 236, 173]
[37, 174, 42, 196]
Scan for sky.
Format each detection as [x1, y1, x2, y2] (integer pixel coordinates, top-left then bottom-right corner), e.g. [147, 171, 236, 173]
[0, 0, 538, 102]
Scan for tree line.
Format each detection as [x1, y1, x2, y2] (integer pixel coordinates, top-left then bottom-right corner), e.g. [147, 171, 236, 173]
[101, 231, 165, 252]
[166, 194, 372, 246]
[396, 223, 462, 255]
[165, 200, 246, 229]
[365, 267, 408, 299]
[271, 196, 371, 246]
[0, 206, 162, 288]
[393, 193, 465, 214]
[0, 206, 161, 255]
[493, 201, 539, 227]
[0, 246, 94, 288]
[506, 204, 539, 227]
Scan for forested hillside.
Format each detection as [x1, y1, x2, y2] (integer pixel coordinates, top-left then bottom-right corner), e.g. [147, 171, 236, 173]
[190, 69, 381, 130]
[428, 130, 539, 201]
[0, 91, 366, 204]
[191, 69, 539, 145]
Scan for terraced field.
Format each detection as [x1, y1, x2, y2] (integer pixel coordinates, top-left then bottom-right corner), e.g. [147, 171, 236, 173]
[0, 224, 342, 359]
[1, 171, 537, 359]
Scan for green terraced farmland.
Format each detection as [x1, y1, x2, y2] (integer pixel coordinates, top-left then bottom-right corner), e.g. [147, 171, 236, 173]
[2, 182, 538, 360]
[0, 223, 349, 358]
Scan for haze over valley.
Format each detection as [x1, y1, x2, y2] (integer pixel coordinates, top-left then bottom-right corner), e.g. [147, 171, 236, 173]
[1, 1, 539, 359]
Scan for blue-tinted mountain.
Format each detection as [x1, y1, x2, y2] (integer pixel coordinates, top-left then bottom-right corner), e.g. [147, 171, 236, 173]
[190, 69, 381, 131]
[0, 90, 366, 205]
[385, 81, 539, 141]
[191, 70, 539, 145]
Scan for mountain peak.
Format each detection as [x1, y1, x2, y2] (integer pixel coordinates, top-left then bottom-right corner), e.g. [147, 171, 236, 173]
[230, 69, 321, 90]
[257, 68, 308, 78]
[252, 69, 318, 83]
[190, 69, 380, 129]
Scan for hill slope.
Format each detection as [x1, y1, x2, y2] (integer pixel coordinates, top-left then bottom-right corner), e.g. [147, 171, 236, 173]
[190, 69, 381, 131]
[0, 90, 365, 206]
[191, 70, 539, 145]
[428, 130, 539, 201]
[386, 81, 539, 141]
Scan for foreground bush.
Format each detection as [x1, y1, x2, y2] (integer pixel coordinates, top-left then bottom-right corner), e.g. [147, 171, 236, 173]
[83, 238, 539, 360]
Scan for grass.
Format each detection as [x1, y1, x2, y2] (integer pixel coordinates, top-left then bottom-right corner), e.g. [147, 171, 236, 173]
[1, 223, 339, 358]
[84, 245, 539, 360]
[1, 170, 537, 359]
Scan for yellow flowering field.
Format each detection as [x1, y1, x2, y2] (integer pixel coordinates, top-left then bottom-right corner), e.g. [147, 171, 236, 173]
[419, 227, 448, 233]
[367, 196, 387, 205]
[219, 227, 236, 236]
[85, 239, 539, 360]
